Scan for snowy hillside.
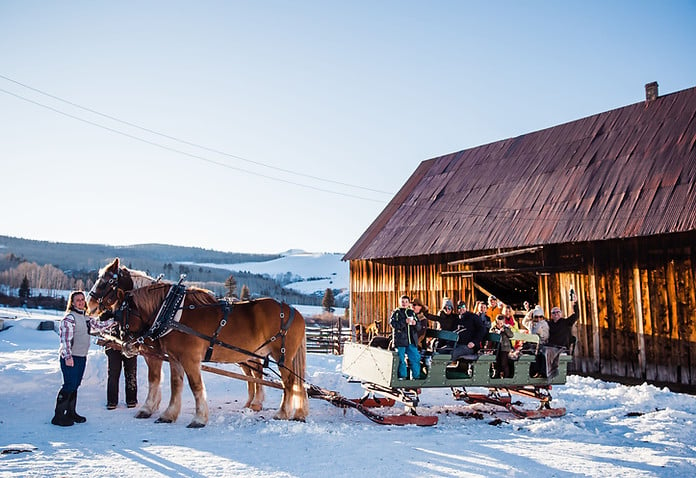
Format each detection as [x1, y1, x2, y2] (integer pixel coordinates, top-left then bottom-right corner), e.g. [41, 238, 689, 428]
[185, 251, 349, 296]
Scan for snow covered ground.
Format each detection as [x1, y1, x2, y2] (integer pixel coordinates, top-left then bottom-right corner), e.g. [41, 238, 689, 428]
[2, 308, 696, 477]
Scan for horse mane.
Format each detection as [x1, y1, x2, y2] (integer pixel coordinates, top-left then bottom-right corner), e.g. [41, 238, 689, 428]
[127, 268, 157, 288]
[130, 282, 218, 317]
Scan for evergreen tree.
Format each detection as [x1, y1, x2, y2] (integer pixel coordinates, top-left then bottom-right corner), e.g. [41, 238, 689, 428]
[224, 274, 237, 297]
[18, 275, 31, 299]
[240, 284, 251, 300]
[322, 288, 335, 312]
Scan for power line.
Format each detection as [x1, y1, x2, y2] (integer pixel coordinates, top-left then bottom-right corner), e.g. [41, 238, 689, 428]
[0, 86, 387, 203]
[0, 73, 393, 196]
[0, 76, 668, 226]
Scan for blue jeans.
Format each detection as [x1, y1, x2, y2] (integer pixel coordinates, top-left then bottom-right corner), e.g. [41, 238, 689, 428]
[397, 344, 421, 379]
[60, 356, 87, 393]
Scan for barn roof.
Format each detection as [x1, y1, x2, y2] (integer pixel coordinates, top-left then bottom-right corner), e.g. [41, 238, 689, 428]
[345, 85, 696, 261]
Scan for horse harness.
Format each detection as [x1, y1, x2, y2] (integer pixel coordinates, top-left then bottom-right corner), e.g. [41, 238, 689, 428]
[117, 282, 297, 368]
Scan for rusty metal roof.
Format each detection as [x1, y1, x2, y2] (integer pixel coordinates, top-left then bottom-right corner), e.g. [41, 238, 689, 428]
[345, 86, 696, 261]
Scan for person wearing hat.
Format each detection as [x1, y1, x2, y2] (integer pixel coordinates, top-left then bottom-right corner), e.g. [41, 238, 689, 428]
[450, 302, 486, 361]
[389, 295, 422, 379]
[522, 305, 549, 345]
[411, 298, 439, 351]
[432, 297, 458, 331]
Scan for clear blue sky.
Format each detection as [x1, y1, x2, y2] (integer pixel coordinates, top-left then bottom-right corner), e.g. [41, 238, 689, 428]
[1, 1, 695, 254]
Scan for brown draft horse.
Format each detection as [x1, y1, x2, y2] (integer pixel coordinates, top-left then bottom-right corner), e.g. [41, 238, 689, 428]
[87, 258, 309, 427]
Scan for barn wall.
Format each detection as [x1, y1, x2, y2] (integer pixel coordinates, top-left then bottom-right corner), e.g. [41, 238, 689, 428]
[349, 232, 696, 390]
[349, 258, 474, 334]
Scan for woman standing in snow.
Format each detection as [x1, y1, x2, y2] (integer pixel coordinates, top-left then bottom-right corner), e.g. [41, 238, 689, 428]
[52, 290, 113, 426]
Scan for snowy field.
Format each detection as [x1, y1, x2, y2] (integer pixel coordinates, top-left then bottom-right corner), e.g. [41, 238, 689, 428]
[1, 308, 696, 477]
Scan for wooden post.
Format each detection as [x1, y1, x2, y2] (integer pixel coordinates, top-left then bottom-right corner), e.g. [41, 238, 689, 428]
[588, 262, 601, 372]
[633, 264, 647, 378]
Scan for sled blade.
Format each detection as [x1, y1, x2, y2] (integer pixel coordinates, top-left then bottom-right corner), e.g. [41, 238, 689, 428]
[349, 397, 396, 408]
[376, 414, 438, 426]
[508, 406, 566, 419]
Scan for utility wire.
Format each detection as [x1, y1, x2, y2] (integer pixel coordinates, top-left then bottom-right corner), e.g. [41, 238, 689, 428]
[0, 73, 393, 196]
[0, 76, 665, 225]
[0, 86, 387, 202]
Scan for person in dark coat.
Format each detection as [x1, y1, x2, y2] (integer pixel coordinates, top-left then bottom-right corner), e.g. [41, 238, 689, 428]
[105, 344, 138, 410]
[432, 297, 458, 331]
[390, 295, 423, 379]
[450, 301, 486, 361]
[490, 314, 515, 378]
[548, 300, 579, 349]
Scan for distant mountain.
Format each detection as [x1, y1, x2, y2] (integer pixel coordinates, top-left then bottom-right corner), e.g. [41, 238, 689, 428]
[0, 235, 348, 306]
[0, 235, 280, 274]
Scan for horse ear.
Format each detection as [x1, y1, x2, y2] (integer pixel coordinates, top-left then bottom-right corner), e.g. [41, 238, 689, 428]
[111, 257, 120, 269]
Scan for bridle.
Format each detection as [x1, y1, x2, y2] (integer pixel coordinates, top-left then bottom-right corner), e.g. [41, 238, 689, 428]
[87, 268, 130, 313]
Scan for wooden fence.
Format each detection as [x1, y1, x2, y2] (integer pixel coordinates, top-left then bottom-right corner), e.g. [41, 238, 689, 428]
[305, 323, 352, 354]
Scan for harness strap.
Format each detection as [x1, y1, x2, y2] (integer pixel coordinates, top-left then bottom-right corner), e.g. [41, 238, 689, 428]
[144, 281, 187, 340]
[170, 321, 268, 362]
[252, 302, 296, 367]
[204, 301, 231, 362]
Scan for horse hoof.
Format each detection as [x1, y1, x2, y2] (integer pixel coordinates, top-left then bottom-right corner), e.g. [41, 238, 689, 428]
[186, 422, 206, 428]
[134, 411, 152, 419]
[155, 417, 173, 424]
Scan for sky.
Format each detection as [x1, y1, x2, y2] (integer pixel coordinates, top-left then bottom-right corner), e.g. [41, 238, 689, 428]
[2, 312, 696, 476]
[1, 1, 695, 254]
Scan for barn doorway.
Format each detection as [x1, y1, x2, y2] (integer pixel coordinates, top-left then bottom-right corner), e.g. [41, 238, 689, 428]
[472, 272, 538, 311]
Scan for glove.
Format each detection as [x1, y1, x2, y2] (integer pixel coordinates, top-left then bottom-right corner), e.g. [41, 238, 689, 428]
[99, 310, 115, 321]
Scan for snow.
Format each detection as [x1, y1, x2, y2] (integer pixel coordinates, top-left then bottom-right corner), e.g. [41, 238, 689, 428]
[184, 251, 349, 295]
[2, 308, 696, 477]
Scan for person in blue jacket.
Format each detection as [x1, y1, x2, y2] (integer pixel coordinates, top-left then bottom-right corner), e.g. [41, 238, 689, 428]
[390, 295, 423, 379]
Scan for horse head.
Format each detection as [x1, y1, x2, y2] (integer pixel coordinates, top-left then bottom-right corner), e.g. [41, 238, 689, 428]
[86, 257, 157, 315]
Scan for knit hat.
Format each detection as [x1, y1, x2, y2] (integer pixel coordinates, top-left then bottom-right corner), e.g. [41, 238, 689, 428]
[442, 298, 453, 310]
[456, 300, 466, 309]
[532, 306, 545, 317]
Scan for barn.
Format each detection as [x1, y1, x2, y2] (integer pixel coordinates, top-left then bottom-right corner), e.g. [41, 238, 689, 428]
[344, 82, 696, 391]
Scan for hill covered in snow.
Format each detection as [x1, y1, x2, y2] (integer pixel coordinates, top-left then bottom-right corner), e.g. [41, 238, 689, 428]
[185, 251, 349, 297]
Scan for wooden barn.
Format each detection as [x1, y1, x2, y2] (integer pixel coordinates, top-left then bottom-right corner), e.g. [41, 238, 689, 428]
[344, 82, 696, 391]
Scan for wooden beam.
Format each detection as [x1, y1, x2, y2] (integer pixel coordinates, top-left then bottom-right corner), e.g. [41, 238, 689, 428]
[448, 246, 543, 265]
[201, 365, 283, 390]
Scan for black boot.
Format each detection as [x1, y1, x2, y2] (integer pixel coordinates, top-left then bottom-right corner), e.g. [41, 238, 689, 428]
[68, 391, 86, 423]
[51, 389, 74, 427]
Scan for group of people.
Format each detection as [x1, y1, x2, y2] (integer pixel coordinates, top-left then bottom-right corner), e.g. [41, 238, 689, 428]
[389, 293, 578, 380]
[51, 290, 139, 427]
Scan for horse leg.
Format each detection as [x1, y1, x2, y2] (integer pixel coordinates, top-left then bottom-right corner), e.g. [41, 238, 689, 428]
[240, 360, 265, 412]
[156, 359, 184, 423]
[181, 357, 208, 428]
[135, 355, 162, 419]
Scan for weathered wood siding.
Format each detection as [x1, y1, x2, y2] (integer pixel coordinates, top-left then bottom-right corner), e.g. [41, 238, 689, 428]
[349, 234, 696, 390]
[349, 258, 474, 334]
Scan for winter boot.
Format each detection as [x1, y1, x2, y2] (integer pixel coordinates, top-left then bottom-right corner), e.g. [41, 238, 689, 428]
[51, 389, 74, 427]
[68, 391, 87, 423]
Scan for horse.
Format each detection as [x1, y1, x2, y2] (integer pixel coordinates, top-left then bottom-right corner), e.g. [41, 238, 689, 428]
[86, 258, 309, 427]
[87, 258, 281, 419]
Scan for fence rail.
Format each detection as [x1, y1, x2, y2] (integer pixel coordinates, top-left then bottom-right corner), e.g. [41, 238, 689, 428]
[305, 324, 352, 354]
